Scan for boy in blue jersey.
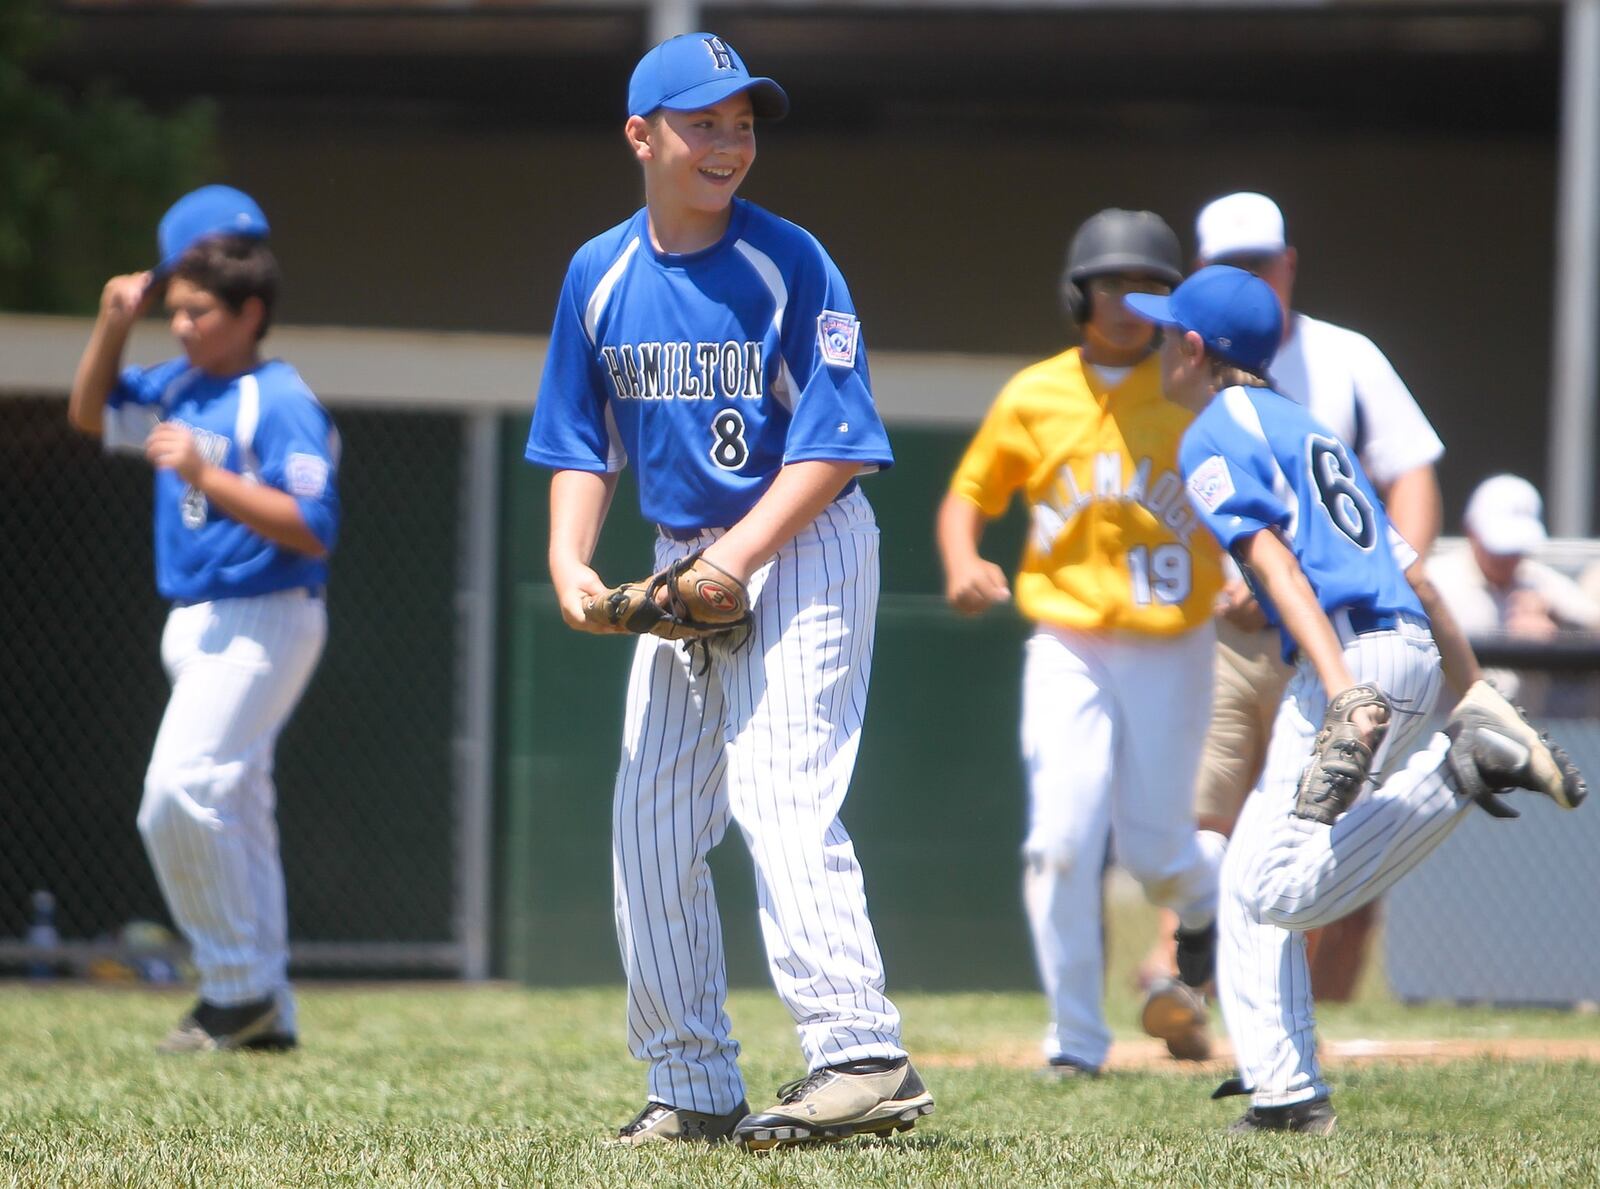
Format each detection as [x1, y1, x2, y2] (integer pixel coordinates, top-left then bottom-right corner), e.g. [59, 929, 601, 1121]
[1126, 267, 1585, 1133]
[525, 34, 932, 1149]
[69, 186, 339, 1053]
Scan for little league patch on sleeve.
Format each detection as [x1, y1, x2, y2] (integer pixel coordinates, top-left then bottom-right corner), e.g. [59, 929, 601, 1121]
[285, 453, 331, 498]
[817, 311, 861, 368]
[1188, 454, 1235, 512]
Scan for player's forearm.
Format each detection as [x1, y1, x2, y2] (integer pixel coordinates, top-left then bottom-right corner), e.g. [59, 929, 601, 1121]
[1381, 465, 1442, 558]
[936, 492, 988, 572]
[1406, 561, 1482, 696]
[68, 316, 133, 436]
[548, 469, 617, 582]
[190, 467, 328, 558]
[705, 460, 858, 579]
[1239, 529, 1355, 696]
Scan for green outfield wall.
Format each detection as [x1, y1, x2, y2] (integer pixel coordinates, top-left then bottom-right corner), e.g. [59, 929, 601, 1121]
[496, 420, 1048, 990]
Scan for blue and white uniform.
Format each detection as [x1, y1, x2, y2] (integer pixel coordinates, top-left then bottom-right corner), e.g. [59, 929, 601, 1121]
[527, 197, 903, 1115]
[1181, 385, 1475, 1109]
[105, 358, 339, 1033]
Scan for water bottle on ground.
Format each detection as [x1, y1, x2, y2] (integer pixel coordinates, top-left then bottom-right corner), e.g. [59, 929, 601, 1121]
[26, 890, 59, 981]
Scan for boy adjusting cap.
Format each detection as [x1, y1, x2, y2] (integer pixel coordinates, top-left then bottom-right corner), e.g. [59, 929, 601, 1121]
[628, 33, 788, 120]
[1125, 265, 1283, 375]
[155, 185, 269, 278]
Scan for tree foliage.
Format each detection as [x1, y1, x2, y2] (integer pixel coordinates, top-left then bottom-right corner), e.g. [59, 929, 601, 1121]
[0, 2, 217, 313]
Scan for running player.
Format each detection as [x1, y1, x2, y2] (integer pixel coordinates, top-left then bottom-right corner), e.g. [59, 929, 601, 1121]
[1127, 265, 1585, 1132]
[524, 33, 931, 1149]
[1188, 192, 1445, 1003]
[67, 185, 339, 1052]
[936, 209, 1226, 1074]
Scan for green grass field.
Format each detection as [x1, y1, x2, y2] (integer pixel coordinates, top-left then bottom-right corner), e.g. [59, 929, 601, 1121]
[1, 976, 1598, 1187]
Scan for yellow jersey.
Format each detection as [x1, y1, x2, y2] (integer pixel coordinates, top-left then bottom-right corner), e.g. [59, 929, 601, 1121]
[949, 348, 1222, 635]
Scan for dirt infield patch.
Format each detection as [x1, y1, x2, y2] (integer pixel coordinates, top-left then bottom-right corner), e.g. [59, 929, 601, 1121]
[922, 1035, 1600, 1074]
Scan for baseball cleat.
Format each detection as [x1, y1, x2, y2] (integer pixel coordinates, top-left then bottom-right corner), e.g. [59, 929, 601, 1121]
[733, 1058, 933, 1151]
[1445, 680, 1587, 810]
[1228, 1095, 1337, 1136]
[609, 1100, 748, 1146]
[157, 996, 280, 1053]
[1140, 977, 1212, 1061]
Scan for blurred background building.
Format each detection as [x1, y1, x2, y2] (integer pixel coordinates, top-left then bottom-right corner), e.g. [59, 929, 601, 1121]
[3, 0, 1598, 1002]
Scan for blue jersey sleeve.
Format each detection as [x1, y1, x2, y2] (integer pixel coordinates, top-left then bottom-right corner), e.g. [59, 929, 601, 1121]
[777, 238, 894, 470]
[109, 357, 191, 408]
[1180, 402, 1290, 553]
[254, 373, 342, 553]
[525, 262, 623, 474]
[103, 357, 191, 453]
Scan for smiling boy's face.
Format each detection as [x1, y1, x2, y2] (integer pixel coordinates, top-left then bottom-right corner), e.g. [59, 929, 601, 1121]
[631, 93, 757, 216]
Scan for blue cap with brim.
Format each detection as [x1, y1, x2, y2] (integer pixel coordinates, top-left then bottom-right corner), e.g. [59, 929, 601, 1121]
[628, 32, 788, 120]
[154, 185, 270, 278]
[1125, 265, 1283, 375]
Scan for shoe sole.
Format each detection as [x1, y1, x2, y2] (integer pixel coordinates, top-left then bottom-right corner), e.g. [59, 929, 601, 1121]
[157, 1006, 280, 1054]
[1456, 685, 1587, 810]
[736, 1098, 934, 1151]
[240, 1033, 298, 1053]
[1230, 1114, 1337, 1137]
[1141, 986, 1212, 1061]
[607, 1131, 737, 1147]
[1039, 1060, 1101, 1078]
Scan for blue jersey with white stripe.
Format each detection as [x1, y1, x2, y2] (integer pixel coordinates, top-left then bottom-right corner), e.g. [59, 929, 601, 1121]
[1179, 385, 1423, 656]
[525, 198, 894, 532]
[106, 357, 341, 603]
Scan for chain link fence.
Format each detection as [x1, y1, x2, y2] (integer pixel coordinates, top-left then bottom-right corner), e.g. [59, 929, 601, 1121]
[1384, 625, 1600, 1006]
[1385, 715, 1600, 1006]
[0, 390, 485, 977]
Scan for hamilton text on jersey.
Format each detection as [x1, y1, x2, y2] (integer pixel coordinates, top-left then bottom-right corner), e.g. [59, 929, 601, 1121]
[600, 339, 765, 401]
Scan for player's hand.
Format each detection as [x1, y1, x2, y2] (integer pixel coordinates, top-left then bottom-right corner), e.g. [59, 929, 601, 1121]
[1215, 580, 1268, 631]
[1504, 588, 1559, 641]
[556, 565, 625, 634]
[144, 423, 206, 483]
[100, 273, 157, 329]
[945, 557, 1011, 616]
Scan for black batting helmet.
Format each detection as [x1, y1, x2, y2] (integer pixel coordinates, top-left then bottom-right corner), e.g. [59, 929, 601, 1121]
[1061, 209, 1183, 323]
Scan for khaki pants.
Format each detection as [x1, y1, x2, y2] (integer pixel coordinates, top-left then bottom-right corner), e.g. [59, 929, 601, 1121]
[1194, 620, 1291, 828]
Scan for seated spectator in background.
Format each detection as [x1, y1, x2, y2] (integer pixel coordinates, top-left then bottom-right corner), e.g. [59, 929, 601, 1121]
[1427, 474, 1600, 713]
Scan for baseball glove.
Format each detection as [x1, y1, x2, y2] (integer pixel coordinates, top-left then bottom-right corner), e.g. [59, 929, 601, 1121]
[583, 550, 752, 645]
[1294, 683, 1393, 825]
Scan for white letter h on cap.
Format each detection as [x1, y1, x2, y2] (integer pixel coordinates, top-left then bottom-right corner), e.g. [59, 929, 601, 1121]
[704, 36, 734, 69]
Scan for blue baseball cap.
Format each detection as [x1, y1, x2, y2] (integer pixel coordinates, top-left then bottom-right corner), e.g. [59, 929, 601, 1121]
[1124, 265, 1283, 374]
[627, 33, 788, 121]
[154, 185, 270, 278]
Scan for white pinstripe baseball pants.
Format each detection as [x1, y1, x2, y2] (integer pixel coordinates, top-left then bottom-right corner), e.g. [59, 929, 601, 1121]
[138, 588, 325, 1029]
[1218, 617, 1472, 1107]
[612, 487, 904, 1115]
